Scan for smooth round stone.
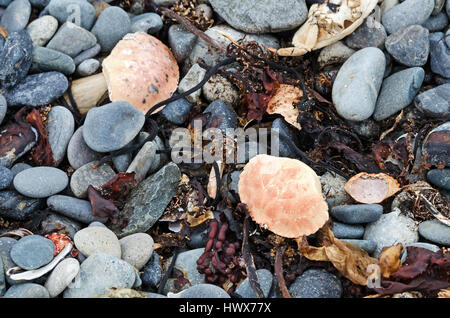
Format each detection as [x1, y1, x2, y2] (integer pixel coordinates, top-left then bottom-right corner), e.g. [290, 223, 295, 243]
[10, 235, 54, 270]
[44, 258, 80, 297]
[74, 227, 121, 258]
[73, 44, 101, 66]
[112, 153, 132, 172]
[0, 166, 13, 190]
[26, 15, 58, 47]
[141, 253, 162, 289]
[318, 41, 355, 69]
[63, 253, 136, 298]
[373, 67, 424, 121]
[341, 239, 376, 254]
[202, 74, 239, 107]
[288, 269, 342, 298]
[4, 72, 68, 107]
[0, 190, 42, 221]
[83, 101, 145, 153]
[414, 83, 450, 117]
[0, 0, 31, 32]
[46, 22, 97, 58]
[67, 126, 102, 170]
[31, 47, 75, 75]
[203, 99, 238, 135]
[385, 25, 430, 67]
[400, 242, 440, 263]
[382, 0, 434, 34]
[419, 220, 450, 245]
[178, 63, 207, 103]
[332, 222, 365, 239]
[4, 283, 49, 298]
[429, 32, 450, 78]
[39, 213, 82, 239]
[160, 97, 193, 125]
[47, 106, 75, 165]
[0, 30, 33, 89]
[0, 94, 6, 125]
[130, 13, 163, 34]
[320, 172, 352, 209]
[13, 167, 68, 198]
[332, 47, 386, 121]
[331, 204, 383, 224]
[235, 269, 273, 298]
[427, 168, 450, 190]
[209, 0, 307, 33]
[47, 195, 107, 224]
[70, 161, 115, 198]
[364, 209, 419, 257]
[48, 0, 96, 30]
[76, 58, 99, 76]
[119, 233, 154, 270]
[169, 284, 230, 298]
[423, 12, 449, 32]
[168, 24, 197, 63]
[91, 7, 131, 52]
[345, 14, 387, 49]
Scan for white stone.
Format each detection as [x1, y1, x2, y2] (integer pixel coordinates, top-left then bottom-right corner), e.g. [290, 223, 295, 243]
[119, 233, 154, 270]
[74, 227, 121, 258]
[44, 258, 80, 297]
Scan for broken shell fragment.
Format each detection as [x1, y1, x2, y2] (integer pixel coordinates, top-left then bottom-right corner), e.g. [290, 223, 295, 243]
[238, 154, 329, 238]
[102, 32, 179, 114]
[345, 172, 401, 204]
[266, 84, 302, 131]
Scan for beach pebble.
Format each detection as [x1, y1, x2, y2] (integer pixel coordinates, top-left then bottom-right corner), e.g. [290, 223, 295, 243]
[63, 253, 136, 298]
[427, 168, 450, 190]
[332, 47, 386, 121]
[126, 141, 157, 183]
[4, 283, 49, 298]
[0, 166, 13, 190]
[141, 253, 162, 289]
[0, 237, 17, 276]
[331, 204, 383, 224]
[341, 239, 377, 254]
[414, 84, 450, 117]
[31, 46, 76, 75]
[0, 95, 6, 125]
[73, 44, 101, 66]
[385, 25, 430, 67]
[203, 99, 238, 135]
[373, 67, 425, 121]
[178, 63, 206, 103]
[46, 22, 97, 58]
[235, 269, 273, 298]
[48, 0, 96, 30]
[130, 13, 163, 34]
[91, 6, 131, 52]
[47, 195, 107, 224]
[382, 0, 434, 34]
[169, 284, 230, 298]
[10, 163, 32, 177]
[74, 226, 121, 258]
[0, 190, 42, 221]
[418, 220, 450, 245]
[168, 24, 197, 63]
[320, 172, 352, 209]
[332, 222, 365, 239]
[289, 269, 342, 298]
[318, 41, 355, 68]
[202, 74, 239, 107]
[422, 12, 448, 32]
[27, 16, 55, 46]
[39, 213, 81, 239]
[429, 32, 450, 78]
[69, 161, 115, 198]
[47, 106, 75, 165]
[345, 14, 387, 49]
[0, 0, 31, 32]
[160, 97, 193, 125]
[76, 58, 100, 76]
[10, 235, 54, 270]
[67, 126, 103, 170]
[13, 167, 68, 198]
[82, 101, 145, 153]
[44, 258, 80, 297]
[119, 233, 154, 270]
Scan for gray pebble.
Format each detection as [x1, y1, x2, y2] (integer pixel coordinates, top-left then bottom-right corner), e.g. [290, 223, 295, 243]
[0, 0, 31, 32]
[168, 24, 197, 63]
[39, 212, 82, 239]
[26, 15, 58, 47]
[130, 13, 162, 34]
[73, 44, 101, 66]
[119, 233, 154, 270]
[422, 12, 449, 32]
[235, 269, 273, 298]
[288, 269, 342, 298]
[341, 239, 377, 254]
[345, 14, 387, 49]
[427, 168, 450, 190]
[202, 74, 239, 107]
[0, 261, 4, 296]
[47, 194, 107, 224]
[0, 190, 42, 220]
[382, 0, 434, 34]
[13, 167, 68, 198]
[0, 166, 13, 190]
[74, 226, 121, 258]
[169, 284, 230, 298]
[429, 32, 450, 78]
[0, 237, 17, 278]
[331, 204, 383, 224]
[44, 258, 80, 297]
[4, 283, 49, 298]
[67, 126, 103, 170]
[178, 63, 206, 103]
[126, 141, 157, 183]
[10, 235, 54, 270]
[48, 0, 96, 30]
[10, 163, 31, 177]
[69, 161, 115, 198]
[414, 83, 450, 117]
[31, 47, 76, 75]
[418, 219, 450, 245]
[332, 222, 365, 239]
[141, 252, 162, 289]
[0, 95, 5, 125]
[91, 7, 131, 52]
[76, 58, 99, 76]
[46, 22, 97, 58]
[203, 99, 238, 135]
[47, 106, 75, 165]
[160, 97, 193, 125]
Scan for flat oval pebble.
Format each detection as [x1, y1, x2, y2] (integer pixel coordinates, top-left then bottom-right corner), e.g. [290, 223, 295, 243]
[414, 84, 450, 118]
[44, 258, 80, 297]
[63, 253, 136, 298]
[0, 190, 42, 220]
[119, 233, 154, 270]
[168, 24, 197, 63]
[10, 235, 54, 270]
[0, 166, 13, 190]
[235, 269, 273, 298]
[427, 168, 450, 190]
[91, 6, 131, 52]
[70, 161, 115, 198]
[13, 166, 68, 198]
[332, 222, 365, 239]
[332, 47, 386, 121]
[74, 226, 121, 258]
[47, 195, 107, 224]
[418, 220, 450, 245]
[73, 44, 101, 66]
[47, 106, 75, 165]
[0, 0, 31, 32]
[67, 126, 103, 170]
[48, 0, 96, 30]
[26, 15, 58, 47]
[46, 22, 97, 58]
[331, 204, 383, 224]
[4, 283, 49, 298]
[288, 269, 342, 298]
[4, 72, 68, 107]
[169, 284, 230, 298]
[382, 0, 434, 34]
[31, 47, 76, 75]
[76, 58, 100, 77]
[83, 101, 145, 153]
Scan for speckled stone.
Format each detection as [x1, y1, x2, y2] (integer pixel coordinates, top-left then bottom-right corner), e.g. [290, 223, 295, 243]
[74, 226, 121, 258]
[429, 32, 450, 78]
[13, 167, 68, 198]
[46, 22, 97, 58]
[69, 161, 116, 198]
[4, 283, 49, 298]
[76, 58, 100, 76]
[160, 97, 193, 125]
[289, 269, 342, 298]
[422, 12, 448, 32]
[44, 258, 80, 297]
[119, 233, 154, 270]
[47, 195, 107, 224]
[67, 126, 103, 170]
[203, 99, 238, 134]
[178, 63, 206, 103]
[47, 106, 75, 165]
[382, 0, 434, 34]
[414, 83, 450, 117]
[141, 253, 162, 289]
[10, 235, 54, 270]
[202, 74, 239, 107]
[345, 14, 387, 49]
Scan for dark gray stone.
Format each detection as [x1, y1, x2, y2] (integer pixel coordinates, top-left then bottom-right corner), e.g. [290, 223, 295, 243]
[46, 22, 97, 58]
[0, 30, 33, 89]
[419, 219, 450, 245]
[235, 269, 273, 298]
[73, 43, 101, 66]
[331, 204, 383, 224]
[83, 101, 145, 153]
[31, 47, 76, 75]
[69, 161, 115, 198]
[373, 67, 425, 121]
[91, 7, 131, 52]
[40, 212, 82, 239]
[29, 0, 49, 8]
[170, 284, 230, 298]
[332, 222, 365, 239]
[0, 0, 31, 32]
[385, 25, 430, 66]
[209, 0, 308, 33]
[10, 163, 31, 177]
[160, 97, 193, 124]
[341, 239, 377, 254]
[130, 13, 163, 34]
[3, 283, 49, 298]
[422, 12, 449, 32]
[288, 269, 342, 298]
[0, 190, 42, 220]
[415, 83, 450, 117]
[141, 252, 162, 290]
[13, 167, 68, 198]
[203, 99, 238, 135]
[271, 118, 298, 158]
[67, 126, 102, 170]
[48, 0, 96, 30]
[47, 195, 107, 224]
[10, 235, 54, 270]
[332, 47, 385, 121]
[345, 15, 387, 49]
[0, 166, 13, 190]
[168, 24, 197, 63]
[429, 32, 450, 78]
[4, 72, 69, 107]
[427, 168, 450, 190]
[382, 0, 434, 34]
[47, 106, 75, 165]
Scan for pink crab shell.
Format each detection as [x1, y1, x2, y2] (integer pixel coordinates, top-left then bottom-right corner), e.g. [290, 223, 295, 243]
[238, 154, 329, 238]
[102, 32, 179, 114]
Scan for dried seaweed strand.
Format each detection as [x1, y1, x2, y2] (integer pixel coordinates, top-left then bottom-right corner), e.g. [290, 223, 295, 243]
[158, 248, 180, 295]
[274, 246, 291, 298]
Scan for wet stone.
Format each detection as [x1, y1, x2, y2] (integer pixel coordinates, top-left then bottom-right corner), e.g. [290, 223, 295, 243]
[427, 168, 450, 190]
[10, 235, 54, 270]
[331, 204, 383, 224]
[91, 6, 131, 52]
[0, 166, 13, 190]
[48, 0, 96, 30]
[381, 0, 434, 34]
[67, 126, 103, 170]
[418, 220, 450, 245]
[289, 269, 342, 298]
[13, 167, 68, 198]
[414, 83, 450, 118]
[31, 47, 76, 75]
[47, 106, 75, 165]
[46, 22, 97, 58]
[0, 0, 31, 32]
[47, 195, 107, 224]
[69, 161, 116, 198]
[235, 269, 273, 298]
[0, 190, 42, 221]
[332, 222, 365, 239]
